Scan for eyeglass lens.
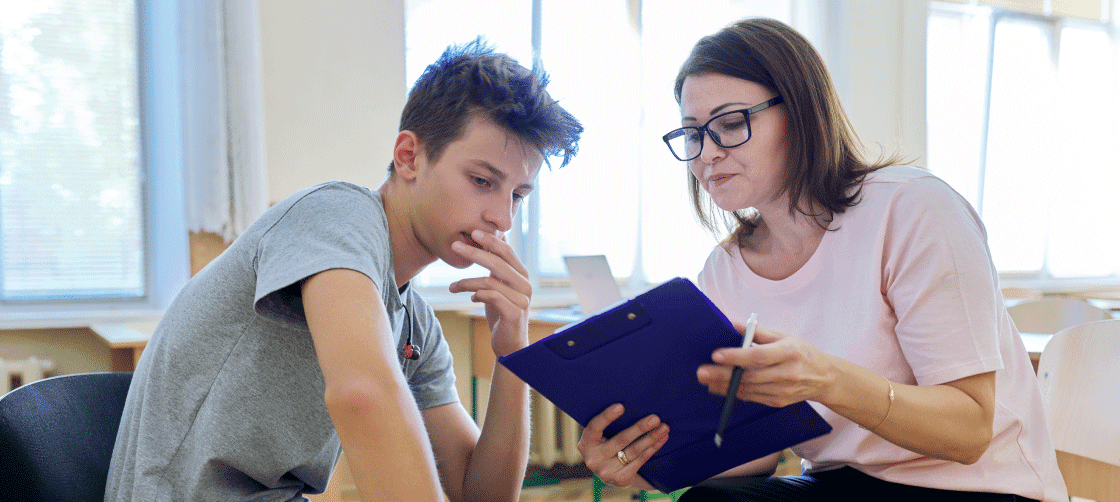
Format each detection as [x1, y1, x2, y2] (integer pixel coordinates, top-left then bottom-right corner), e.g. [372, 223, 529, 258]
[665, 110, 752, 161]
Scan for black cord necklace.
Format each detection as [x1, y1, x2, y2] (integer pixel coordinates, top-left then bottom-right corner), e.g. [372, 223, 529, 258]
[398, 290, 419, 361]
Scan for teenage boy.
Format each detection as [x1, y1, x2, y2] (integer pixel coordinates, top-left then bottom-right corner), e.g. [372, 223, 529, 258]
[105, 40, 582, 502]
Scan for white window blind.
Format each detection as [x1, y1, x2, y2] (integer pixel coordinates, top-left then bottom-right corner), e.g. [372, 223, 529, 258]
[0, 0, 145, 300]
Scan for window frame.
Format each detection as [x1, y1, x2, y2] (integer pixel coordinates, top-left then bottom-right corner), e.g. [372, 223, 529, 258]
[928, 0, 1120, 294]
[0, 0, 189, 329]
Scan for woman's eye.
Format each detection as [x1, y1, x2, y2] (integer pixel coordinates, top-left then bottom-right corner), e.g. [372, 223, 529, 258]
[471, 176, 491, 188]
[716, 117, 747, 131]
[512, 192, 526, 202]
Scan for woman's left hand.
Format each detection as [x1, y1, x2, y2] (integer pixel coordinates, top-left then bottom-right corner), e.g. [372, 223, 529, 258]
[696, 326, 840, 408]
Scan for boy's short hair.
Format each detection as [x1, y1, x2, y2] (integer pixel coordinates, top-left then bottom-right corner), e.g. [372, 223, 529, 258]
[390, 39, 582, 173]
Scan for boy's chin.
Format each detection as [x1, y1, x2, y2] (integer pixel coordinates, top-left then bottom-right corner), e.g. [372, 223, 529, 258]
[442, 256, 476, 269]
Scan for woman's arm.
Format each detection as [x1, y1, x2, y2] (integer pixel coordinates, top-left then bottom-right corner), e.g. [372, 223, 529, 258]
[823, 356, 994, 464]
[698, 327, 996, 465]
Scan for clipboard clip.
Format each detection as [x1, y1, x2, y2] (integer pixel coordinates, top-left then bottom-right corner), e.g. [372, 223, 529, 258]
[543, 302, 653, 359]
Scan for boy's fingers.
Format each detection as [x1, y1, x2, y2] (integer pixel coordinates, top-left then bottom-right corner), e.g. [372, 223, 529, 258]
[471, 230, 529, 278]
[451, 239, 530, 295]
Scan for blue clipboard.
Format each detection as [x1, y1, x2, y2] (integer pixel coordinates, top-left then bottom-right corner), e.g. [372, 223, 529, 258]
[499, 277, 832, 493]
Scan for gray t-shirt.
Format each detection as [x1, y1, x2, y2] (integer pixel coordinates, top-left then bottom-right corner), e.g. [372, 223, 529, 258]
[105, 182, 458, 502]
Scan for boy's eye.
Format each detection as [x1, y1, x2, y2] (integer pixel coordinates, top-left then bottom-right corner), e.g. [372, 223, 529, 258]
[512, 192, 526, 202]
[471, 176, 491, 188]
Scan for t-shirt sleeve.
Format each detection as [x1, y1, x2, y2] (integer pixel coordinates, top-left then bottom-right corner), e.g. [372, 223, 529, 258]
[881, 176, 1005, 385]
[252, 184, 388, 327]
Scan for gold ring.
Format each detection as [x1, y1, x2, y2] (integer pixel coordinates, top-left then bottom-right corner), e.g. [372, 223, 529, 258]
[617, 449, 630, 466]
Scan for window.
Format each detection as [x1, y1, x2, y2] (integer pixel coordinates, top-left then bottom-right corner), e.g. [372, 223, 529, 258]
[927, 2, 1120, 287]
[0, 0, 188, 326]
[405, 0, 792, 291]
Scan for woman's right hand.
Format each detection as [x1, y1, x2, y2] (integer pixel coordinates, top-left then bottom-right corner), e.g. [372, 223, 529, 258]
[576, 403, 670, 489]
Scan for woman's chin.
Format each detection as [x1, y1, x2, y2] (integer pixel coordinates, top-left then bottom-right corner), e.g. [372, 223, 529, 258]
[711, 197, 751, 213]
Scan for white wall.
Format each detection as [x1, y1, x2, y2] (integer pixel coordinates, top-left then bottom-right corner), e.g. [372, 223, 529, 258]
[258, 0, 406, 203]
[796, 0, 928, 166]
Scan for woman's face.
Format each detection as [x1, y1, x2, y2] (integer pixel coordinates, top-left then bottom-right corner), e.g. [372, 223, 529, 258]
[679, 73, 790, 213]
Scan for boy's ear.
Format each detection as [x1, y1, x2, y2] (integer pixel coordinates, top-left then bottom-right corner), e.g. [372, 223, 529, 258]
[392, 131, 423, 180]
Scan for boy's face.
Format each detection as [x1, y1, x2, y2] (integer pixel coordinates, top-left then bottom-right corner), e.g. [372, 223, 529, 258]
[410, 115, 543, 269]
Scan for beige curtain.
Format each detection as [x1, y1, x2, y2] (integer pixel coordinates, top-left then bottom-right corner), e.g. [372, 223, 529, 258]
[181, 0, 269, 242]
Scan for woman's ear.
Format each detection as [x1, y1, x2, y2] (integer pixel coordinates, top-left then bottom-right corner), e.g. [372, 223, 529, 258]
[392, 131, 423, 180]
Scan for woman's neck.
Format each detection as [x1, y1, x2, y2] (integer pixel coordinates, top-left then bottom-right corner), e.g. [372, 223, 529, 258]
[739, 198, 829, 281]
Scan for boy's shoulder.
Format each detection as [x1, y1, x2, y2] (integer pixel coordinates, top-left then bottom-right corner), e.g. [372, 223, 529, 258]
[282, 180, 380, 208]
[258, 181, 384, 229]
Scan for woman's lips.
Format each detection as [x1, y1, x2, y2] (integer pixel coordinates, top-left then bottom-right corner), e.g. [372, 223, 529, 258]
[709, 174, 734, 187]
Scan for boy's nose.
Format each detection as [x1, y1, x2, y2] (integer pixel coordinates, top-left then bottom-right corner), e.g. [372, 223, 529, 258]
[484, 201, 513, 233]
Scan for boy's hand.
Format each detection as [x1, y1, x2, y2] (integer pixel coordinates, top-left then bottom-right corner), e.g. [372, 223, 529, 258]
[448, 229, 531, 357]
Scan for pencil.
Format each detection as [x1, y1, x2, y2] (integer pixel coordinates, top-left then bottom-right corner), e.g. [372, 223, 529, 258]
[714, 313, 758, 448]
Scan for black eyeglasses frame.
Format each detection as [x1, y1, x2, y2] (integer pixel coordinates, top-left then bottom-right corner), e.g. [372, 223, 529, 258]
[662, 95, 784, 162]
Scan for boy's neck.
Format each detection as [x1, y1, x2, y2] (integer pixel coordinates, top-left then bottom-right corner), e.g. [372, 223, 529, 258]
[378, 181, 437, 289]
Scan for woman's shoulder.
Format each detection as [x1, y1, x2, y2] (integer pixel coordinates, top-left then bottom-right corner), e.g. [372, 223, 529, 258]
[863, 165, 938, 186]
[698, 240, 741, 285]
[861, 165, 967, 208]
[859, 165, 985, 241]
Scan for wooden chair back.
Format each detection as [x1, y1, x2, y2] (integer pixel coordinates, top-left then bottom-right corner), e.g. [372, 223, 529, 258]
[1036, 319, 1120, 501]
[1007, 297, 1112, 334]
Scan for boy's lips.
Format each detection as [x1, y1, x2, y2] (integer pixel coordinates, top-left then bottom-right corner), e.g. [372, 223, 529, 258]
[462, 232, 484, 249]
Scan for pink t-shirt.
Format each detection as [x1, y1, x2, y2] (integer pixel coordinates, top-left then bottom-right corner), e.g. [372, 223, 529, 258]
[697, 166, 1067, 501]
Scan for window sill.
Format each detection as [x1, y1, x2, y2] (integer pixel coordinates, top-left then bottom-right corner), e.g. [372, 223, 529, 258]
[998, 276, 1120, 296]
[0, 309, 164, 331]
[420, 287, 581, 312]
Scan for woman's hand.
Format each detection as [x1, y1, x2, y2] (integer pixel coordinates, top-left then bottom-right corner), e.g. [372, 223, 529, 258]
[577, 404, 670, 489]
[696, 326, 840, 408]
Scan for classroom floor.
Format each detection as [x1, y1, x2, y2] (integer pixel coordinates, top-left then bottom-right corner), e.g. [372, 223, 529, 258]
[519, 477, 655, 502]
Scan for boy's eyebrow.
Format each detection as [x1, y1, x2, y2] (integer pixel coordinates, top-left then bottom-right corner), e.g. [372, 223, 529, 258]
[475, 161, 534, 191]
[682, 102, 750, 123]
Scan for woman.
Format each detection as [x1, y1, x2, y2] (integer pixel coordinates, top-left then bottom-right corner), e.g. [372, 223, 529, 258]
[577, 18, 1067, 501]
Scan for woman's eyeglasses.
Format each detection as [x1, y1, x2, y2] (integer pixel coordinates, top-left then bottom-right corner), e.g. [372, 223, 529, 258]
[662, 96, 784, 162]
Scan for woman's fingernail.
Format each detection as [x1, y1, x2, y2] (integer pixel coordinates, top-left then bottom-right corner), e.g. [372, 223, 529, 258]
[697, 368, 710, 379]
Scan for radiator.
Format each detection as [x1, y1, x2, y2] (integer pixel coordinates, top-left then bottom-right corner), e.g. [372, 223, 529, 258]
[1, 356, 55, 394]
[529, 389, 584, 467]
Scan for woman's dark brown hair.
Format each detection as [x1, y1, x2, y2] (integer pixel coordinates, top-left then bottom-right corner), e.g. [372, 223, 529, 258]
[674, 18, 905, 247]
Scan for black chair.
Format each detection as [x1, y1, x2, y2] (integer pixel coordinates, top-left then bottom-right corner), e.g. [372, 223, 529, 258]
[0, 372, 133, 502]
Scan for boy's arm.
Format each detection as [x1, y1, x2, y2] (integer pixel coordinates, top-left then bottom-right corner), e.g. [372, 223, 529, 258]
[422, 361, 530, 502]
[424, 231, 533, 502]
[302, 268, 443, 501]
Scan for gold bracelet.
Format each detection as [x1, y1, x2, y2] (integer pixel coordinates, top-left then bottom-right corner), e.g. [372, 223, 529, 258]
[859, 378, 894, 432]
